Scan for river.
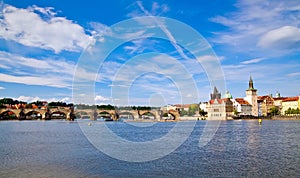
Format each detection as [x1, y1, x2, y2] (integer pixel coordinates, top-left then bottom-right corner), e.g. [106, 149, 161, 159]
[0, 120, 299, 177]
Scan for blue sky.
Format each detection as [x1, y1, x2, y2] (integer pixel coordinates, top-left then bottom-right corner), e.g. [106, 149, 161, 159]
[0, 0, 299, 106]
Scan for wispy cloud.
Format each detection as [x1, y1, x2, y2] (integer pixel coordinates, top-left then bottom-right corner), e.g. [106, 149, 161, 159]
[0, 51, 75, 88]
[287, 72, 300, 77]
[258, 26, 300, 50]
[210, 0, 300, 54]
[240, 57, 266, 65]
[0, 4, 92, 53]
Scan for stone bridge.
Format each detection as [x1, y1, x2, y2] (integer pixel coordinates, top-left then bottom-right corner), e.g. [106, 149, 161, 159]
[75, 109, 180, 121]
[0, 108, 180, 121]
[0, 108, 71, 120]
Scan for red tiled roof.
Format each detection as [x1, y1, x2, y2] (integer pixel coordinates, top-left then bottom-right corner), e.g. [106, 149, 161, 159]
[209, 98, 231, 104]
[273, 97, 288, 101]
[173, 104, 190, 108]
[235, 98, 250, 105]
[282, 96, 299, 102]
[257, 95, 272, 101]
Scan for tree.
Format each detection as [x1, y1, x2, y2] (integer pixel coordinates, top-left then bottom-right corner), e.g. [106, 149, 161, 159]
[180, 110, 188, 116]
[199, 109, 208, 116]
[188, 104, 198, 116]
[269, 106, 280, 115]
[233, 109, 239, 116]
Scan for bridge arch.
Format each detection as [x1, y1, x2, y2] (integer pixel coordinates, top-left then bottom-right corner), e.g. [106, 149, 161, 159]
[0, 110, 17, 120]
[98, 110, 118, 120]
[161, 112, 176, 120]
[51, 111, 67, 119]
[139, 111, 156, 120]
[26, 110, 42, 120]
[75, 111, 89, 119]
[99, 111, 113, 120]
[118, 111, 135, 120]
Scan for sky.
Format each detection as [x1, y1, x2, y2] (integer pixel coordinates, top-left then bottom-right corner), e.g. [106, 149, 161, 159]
[0, 0, 299, 106]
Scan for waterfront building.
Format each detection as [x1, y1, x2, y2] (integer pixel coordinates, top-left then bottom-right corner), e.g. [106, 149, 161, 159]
[161, 104, 177, 111]
[273, 92, 288, 114]
[281, 96, 300, 115]
[232, 98, 252, 116]
[172, 104, 190, 112]
[207, 88, 234, 120]
[244, 76, 258, 116]
[257, 95, 274, 116]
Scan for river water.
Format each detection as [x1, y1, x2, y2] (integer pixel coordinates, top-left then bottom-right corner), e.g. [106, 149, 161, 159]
[0, 120, 299, 177]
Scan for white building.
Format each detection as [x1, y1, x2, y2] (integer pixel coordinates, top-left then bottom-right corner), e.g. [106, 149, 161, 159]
[232, 98, 252, 116]
[244, 76, 258, 116]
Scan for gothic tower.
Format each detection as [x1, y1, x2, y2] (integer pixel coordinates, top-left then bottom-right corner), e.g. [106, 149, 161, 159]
[244, 76, 258, 116]
[210, 86, 221, 100]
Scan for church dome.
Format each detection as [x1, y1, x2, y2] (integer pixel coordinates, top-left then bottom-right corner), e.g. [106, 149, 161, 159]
[224, 90, 233, 99]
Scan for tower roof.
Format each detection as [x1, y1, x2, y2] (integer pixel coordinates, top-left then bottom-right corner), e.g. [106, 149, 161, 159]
[247, 75, 257, 91]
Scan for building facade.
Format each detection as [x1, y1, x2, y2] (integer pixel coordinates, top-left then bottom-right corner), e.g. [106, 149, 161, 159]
[281, 97, 299, 115]
[232, 98, 252, 116]
[207, 88, 234, 120]
[257, 95, 274, 116]
[244, 76, 258, 116]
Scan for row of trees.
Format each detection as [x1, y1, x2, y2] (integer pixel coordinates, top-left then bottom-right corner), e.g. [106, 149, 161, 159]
[0, 97, 73, 109]
[285, 107, 300, 115]
[75, 104, 160, 110]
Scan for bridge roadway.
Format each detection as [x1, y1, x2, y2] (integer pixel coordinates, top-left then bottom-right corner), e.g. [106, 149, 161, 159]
[0, 108, 180, 121]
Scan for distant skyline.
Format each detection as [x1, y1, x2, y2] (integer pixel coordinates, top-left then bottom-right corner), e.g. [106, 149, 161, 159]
[0, 0, 299, 106]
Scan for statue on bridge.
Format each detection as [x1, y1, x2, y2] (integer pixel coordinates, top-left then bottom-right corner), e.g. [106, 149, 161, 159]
[19, 108, 26, 120]
[45, 109, 51, 120]
[69, 107, 76, 121]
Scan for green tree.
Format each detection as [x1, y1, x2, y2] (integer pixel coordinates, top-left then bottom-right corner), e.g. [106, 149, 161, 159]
[270, 106, 280, 115]
[233, 109, 239, 116]
[199, 109, 208, 116]
[188, 104, 198, 116]
[180, 110, 188, 116]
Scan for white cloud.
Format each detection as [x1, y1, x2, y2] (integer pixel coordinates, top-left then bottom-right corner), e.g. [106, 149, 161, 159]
[0, 4, 92, 53]
[0, 73, 69, 88]
[14, 95, 41, 103]
[258, 26, 300, 49]
[240, 57, 266, 64]
[95, 95, 109, 102]
[0, 86, 5, 90]
[14, 95, 73, 103]
[210, 0, 300, 53]
[0, 51, 76, 88]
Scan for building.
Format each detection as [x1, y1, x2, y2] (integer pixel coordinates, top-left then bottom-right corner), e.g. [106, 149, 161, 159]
[199, 102, 208, 112]
[257, 95, 274, 116]
[244, 76, 258, 116]
[232, 98, 252, 116]
[281, 96, 299, 115]
[272, 92, 287, 114]
[207, 88, 234, 120]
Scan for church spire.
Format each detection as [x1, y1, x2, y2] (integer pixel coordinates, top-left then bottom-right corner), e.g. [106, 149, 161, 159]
[249, 75, 254, 90]
[210, 86, 221, 100]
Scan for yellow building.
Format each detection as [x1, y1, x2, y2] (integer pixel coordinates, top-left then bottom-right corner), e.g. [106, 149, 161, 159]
[281, 97, 299, 115]
[299, 97, 300, 110]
